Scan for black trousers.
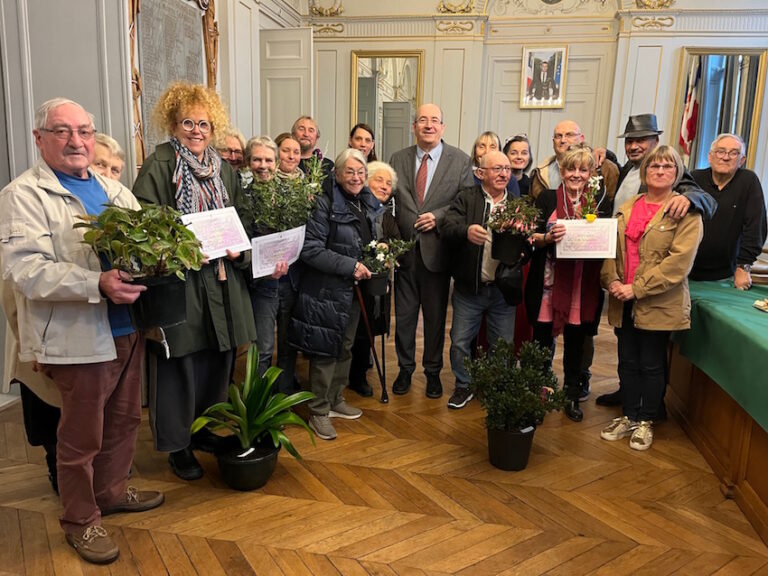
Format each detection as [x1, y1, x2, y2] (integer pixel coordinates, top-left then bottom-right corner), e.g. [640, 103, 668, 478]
[533, 322, 587, 400]
[394, 244, 451, 376]
[616, 302, 669, 422]
[19, 382, 60, 447]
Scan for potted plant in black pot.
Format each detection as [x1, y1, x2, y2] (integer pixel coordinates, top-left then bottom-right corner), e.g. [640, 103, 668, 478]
[74, 202, 205, 329]
[190, 344, 315, 491]
[467, 339, 567, 471]
[359, 238, 415, 296]
[487, 196, 539, 265]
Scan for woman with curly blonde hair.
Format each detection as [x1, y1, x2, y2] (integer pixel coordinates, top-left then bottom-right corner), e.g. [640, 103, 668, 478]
[133, 82, 256, 480]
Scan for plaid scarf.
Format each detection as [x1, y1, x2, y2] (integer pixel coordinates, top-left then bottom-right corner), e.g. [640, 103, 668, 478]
[170, 137, 229, 215]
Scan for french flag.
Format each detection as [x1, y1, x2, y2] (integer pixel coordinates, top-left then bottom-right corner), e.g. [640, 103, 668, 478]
[679, 56, 701, 159]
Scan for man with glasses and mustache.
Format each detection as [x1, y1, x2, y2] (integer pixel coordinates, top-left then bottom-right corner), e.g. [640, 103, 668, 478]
[0, 98, 163, 564]
[689, 133, 766, 290]
[389, 103, 474, 400]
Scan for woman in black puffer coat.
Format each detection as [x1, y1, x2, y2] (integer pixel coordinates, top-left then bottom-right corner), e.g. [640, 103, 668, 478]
[288, 148, 383, 441]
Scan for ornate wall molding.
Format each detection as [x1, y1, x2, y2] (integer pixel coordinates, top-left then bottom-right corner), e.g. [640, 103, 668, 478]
[437, 0, 475, 13]
[202, 0, 218, 90]
[635, 0, 674, 8]
[311, 22, 345, 35]
[436, 20, 474, 33]
[631, 15, 673, 29]
[310, 0, 343, 17]
[490, 0, 611, 17]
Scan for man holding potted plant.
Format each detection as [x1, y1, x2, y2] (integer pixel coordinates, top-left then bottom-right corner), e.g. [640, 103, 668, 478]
[442, 151, 525, 409]
[0, 99, 164, 565]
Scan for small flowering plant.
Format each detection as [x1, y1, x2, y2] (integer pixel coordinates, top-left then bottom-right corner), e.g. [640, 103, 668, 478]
[582, 175, 603, 220]
[487, 196, 540, 237]
[360, 238, 415, 274]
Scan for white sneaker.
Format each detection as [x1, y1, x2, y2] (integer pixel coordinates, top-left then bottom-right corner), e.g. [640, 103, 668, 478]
[629, 421, 654, 451]
[600, 416, 638, 441]
[309, 415, 337, 440]
[329, 401, 362, 420]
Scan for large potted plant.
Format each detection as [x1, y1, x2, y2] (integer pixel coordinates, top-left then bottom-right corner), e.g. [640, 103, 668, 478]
[75, 203, 205, 329]
[191, 344, 315, 491]
[487, 196, 539, 265]
[467, 340, 567, 471]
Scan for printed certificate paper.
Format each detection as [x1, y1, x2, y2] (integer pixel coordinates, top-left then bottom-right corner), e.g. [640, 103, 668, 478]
[251, 225, 306, 278]
[181, 206, 252, 260]
[555, 218, 617, 259]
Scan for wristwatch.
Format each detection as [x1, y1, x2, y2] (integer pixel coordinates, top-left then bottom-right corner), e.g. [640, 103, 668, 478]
[738, 264, 752, 273]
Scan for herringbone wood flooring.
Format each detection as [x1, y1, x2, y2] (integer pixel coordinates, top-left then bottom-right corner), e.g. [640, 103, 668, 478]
[2, 306, 768, 575]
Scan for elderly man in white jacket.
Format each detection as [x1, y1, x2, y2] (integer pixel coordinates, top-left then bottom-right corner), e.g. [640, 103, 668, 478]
[0, 98, 163, 565]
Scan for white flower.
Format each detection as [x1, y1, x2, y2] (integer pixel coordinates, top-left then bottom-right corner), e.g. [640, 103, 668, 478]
[376, 252, 385, 261]
[368, 240, 378, 248]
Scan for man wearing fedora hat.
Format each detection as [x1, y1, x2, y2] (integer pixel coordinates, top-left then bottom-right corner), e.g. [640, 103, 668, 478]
[595, 113, 716, 409]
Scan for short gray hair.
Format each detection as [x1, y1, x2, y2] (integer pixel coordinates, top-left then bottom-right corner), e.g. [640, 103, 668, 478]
[245, 136, 278, 163]
[94, 133, 125, 160]
[334, 148, 367, 173]
[366, 161, 398, 190]
[221, 127, 246, 151]
[34, 98, 95, 130]
[710, 133, 746, 156]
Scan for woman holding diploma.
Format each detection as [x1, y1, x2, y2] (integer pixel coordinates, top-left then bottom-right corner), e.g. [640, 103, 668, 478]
[600, 146, 702, 451]
[525, 145, 611, 422]
[133, 82, 255, 480]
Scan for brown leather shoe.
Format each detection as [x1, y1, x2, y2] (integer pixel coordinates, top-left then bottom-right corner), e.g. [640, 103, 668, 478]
[65, 525, 119, 564]
[101, 486, 165, 516]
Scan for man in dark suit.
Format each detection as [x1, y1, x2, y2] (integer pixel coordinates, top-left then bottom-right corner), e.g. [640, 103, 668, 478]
[389, 103, 474, 399]
[528, 61, 556, 100]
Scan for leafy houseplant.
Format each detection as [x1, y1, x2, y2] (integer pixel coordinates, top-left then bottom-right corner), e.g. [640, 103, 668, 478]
[240, 155, 325, 235]
[191, 344, 315, 490]
[467, 339, 567, 470]
[359, 238, 415, 296]
[74, 203, 206, 329]
[487, 196, 540, 266]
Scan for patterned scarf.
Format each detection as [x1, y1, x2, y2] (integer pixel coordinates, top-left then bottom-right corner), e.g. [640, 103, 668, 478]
[170, 137, 229, 215]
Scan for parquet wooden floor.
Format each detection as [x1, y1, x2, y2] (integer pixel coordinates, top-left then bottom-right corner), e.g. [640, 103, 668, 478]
[1, 306, 767, 575]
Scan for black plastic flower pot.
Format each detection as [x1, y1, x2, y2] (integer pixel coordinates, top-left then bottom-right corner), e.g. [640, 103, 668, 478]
[487, 425, 535, 471]
[130, 274, 187, 330]
[491, 232, 526, 266]
[215, 436, 280, 491]
[362, 272, 389, 296]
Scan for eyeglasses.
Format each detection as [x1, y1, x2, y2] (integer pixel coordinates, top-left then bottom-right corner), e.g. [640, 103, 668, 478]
[484, 166, 512, 174]
[342, 168, 366, 178]
[219, 148, 243, 157]
[713, 148, 742, 159]
[553, 131, 581, 141]
[415, 116, 443, 126]
[648, 163, 677, 172]
[39, 126, 96, 141]
[180, 118, 212, 134]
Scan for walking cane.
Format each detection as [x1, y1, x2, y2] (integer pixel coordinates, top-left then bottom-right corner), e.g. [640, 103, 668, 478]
[354, 282, 388, 403]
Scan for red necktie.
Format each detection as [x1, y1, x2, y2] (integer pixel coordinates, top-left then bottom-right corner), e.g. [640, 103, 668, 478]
[416, 153, 430, 206]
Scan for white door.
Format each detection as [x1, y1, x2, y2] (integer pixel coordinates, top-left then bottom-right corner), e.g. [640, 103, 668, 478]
[382, 102, 413, 163]
[260, 27, 313, 137]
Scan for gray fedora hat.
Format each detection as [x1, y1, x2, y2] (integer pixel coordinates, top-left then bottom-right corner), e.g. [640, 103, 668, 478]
[618, 114, 663, 138]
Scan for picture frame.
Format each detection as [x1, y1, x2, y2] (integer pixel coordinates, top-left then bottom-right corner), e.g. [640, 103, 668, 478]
[520, 46, 568, 109]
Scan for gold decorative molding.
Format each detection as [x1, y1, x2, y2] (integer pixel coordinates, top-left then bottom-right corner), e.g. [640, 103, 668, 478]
[129, 0, 145, 165]
[437, 0, 475, 13]
[436, 20, 474, 33]
[635, 0, 675, 8]
[202, 0, 219, 90]
[632, 15, 674, 28]
[310, 0, 343, 17]
[312, 22, 345, 35]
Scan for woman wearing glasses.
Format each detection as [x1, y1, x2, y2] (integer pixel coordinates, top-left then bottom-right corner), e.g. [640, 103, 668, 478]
[288, 149, 384, 441]
[525, 145, 610, 422]
[132, 82, 256, 480]
[600, 145, 702, 451]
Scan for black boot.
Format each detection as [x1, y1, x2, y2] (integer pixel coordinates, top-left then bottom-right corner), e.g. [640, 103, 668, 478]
[578, 372, 591, 400]
[43, 443, 58, 494]
[565, 400, 583, 422]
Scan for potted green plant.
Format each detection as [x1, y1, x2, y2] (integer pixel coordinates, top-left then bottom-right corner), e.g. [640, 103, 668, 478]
[74, 203, 205, 329]
[191, 344, 315, 491]
[487, 196, 539, 265]
[467, 340, 567, 471]
[359, 238, 415, 296]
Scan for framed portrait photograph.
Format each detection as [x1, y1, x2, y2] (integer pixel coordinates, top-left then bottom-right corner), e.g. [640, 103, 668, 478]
[520, 46, 568, 109]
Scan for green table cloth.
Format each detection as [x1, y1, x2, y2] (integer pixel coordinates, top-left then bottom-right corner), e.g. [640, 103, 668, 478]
[673, 280, 768, 433]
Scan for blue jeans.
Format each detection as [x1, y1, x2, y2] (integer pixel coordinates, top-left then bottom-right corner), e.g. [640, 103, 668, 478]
[248, 281, 279, 378]
[450, 285, 516, 388]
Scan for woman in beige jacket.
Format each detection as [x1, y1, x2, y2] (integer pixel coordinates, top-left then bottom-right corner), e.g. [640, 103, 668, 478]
[600, 145, 703, 451]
